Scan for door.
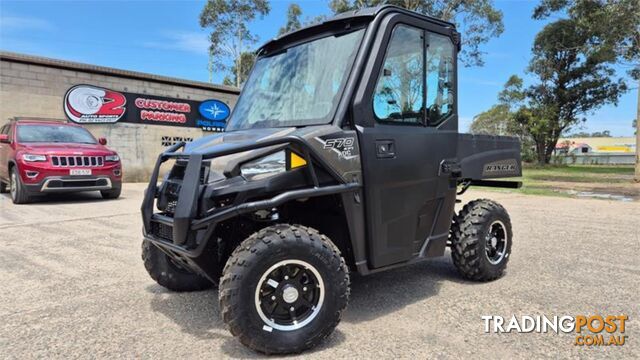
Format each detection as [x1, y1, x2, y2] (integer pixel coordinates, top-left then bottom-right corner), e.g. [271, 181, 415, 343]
[355, 20, 458, 268]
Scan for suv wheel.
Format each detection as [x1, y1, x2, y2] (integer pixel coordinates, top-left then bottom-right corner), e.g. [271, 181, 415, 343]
[9, 168, 31, 204]
[450, 199, 512, 281]
[219, 224, 350, 354]
[100, 187, 121, 199]
[141, 240, 214, 292]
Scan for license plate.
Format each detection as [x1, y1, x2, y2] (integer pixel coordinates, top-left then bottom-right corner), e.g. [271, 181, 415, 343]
[70, 169, 92, 176]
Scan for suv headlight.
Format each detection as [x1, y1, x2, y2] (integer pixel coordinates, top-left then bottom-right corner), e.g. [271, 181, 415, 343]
[240, 151, 286, 181]
[22, 154, 46, 162]
[105, 154, 120, 162]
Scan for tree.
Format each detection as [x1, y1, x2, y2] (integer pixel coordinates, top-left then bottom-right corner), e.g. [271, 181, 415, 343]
[533, 0, 639, 176]
[222, 52, 256, 87]
[278, 3, 302, 36]
[567, 130, 612, 138]
[200, 0, 270, 87]
[471, 76, 535, 161]
[470, 105, 512, 135]
[329, 0, 504, 67]
[520, 17, 627, 164]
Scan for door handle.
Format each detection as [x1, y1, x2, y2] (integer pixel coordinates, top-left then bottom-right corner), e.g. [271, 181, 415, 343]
[376, 140, 395, 158]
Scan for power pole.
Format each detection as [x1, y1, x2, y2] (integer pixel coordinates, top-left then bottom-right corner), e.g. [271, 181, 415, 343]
[635, 80, 640, 182]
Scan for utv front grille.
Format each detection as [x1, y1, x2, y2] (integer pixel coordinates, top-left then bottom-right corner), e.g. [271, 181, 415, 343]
[51, 156, 104, 167]
[150, 221, 173, 242]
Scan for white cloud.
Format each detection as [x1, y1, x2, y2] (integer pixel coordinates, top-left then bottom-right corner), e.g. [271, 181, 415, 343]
[0, 14, 53, 32]
[143, 31, 210, 55]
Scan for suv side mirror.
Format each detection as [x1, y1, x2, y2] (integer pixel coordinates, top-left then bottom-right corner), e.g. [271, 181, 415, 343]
[0, 134, 9, 144]
[98, 137, 107, 145]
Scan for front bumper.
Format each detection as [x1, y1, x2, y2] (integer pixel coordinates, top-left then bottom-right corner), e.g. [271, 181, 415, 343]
[141, 139, 359, 257]
[23, 176, 121, 194]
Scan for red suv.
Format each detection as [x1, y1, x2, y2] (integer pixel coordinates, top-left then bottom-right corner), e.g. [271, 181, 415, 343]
[0, 119, 122, 204]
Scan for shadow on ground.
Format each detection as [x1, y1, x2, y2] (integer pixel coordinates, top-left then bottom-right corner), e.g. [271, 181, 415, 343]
[0, 191, 125, 205]
[147, 254, 470, 357]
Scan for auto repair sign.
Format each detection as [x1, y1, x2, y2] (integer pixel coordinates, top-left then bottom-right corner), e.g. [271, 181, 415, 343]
[64, 85, 127, 123]
[63, 84, 230, 132]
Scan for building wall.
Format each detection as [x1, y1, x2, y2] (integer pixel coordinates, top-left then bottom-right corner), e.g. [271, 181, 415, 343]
[0, 54, 239, 182]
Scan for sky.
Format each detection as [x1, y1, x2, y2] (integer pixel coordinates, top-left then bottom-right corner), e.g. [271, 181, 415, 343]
[0, 0, 636, 136]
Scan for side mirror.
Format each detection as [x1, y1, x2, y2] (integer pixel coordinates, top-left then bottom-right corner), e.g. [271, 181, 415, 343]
[98, 137, 107, 145]
[0, 134, 9, 144]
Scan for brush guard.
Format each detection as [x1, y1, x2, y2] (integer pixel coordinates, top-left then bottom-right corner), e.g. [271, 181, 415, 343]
[141, 137, 360, 258]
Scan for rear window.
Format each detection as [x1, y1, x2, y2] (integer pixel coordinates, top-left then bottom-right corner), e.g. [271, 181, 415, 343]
[17, 125, 97, 144]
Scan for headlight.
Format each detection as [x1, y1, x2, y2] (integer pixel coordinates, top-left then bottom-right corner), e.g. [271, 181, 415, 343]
[105, 154, 120, 162]
[22, 154, 46, 162]
[240, 151, 286, 181]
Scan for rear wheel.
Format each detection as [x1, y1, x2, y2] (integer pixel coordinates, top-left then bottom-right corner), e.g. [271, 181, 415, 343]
[219, 224, 350, 354]
[9, 168, 31, 204]
[141, 240, 213, 292]
[451, 199, 512, 281]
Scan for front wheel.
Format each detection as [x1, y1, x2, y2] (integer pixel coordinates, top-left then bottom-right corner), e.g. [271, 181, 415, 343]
[141, 240, 214, 292]
[219, 224, 350, 355]
[450, 199, 512, 281]
[10, 168, 31, 204]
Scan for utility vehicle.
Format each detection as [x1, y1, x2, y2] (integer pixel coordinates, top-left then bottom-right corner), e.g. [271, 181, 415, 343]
[141, 5, 521, 354]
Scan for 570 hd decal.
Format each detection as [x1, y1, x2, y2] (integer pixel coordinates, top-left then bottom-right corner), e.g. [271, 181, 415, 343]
[319, 135, 357, 158]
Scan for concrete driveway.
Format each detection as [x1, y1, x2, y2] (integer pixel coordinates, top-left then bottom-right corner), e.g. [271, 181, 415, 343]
[1, 184, 638, 358]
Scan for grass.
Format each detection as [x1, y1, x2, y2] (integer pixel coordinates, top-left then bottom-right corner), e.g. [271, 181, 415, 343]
[476, 164, 637, 200]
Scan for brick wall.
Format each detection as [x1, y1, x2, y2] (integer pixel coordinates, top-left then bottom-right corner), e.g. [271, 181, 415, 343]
[0, 53, 239, 182]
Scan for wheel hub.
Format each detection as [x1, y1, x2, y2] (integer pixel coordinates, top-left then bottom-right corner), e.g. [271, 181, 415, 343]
[282, 285, 299, 303]
[485, 220, 508, 265]
[255, 259, 324, 331]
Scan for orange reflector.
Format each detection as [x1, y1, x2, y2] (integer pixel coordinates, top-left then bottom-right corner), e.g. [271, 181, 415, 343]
[290, 152, 307, 169]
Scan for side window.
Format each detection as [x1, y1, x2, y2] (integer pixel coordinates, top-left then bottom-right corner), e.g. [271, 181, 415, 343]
[426, 33, 455, 125]
[373, 25, 424, 124]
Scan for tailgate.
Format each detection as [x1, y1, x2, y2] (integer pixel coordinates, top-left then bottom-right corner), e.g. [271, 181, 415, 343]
[457, 134, 522, 179]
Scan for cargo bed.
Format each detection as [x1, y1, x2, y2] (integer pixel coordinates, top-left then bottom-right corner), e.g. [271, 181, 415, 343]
[457, 134, 522, 180]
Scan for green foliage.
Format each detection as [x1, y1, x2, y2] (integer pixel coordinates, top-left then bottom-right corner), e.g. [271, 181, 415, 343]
[533, 0, 640, 80]
[471, 76, 536, 162]
[329, 0, 504, 67]
[521, 13, 628, 164]
[200, 0, 270, 87]
[278, 3, 302, 36]
[567, 130, 612, 138]
[470, 104, 512, 135]
[222, 52, 256, 87]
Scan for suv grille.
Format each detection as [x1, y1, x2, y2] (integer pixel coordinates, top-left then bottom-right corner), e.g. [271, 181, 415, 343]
[51, 156, 104, 167]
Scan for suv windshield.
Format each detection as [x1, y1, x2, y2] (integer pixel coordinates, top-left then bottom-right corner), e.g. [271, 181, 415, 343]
[17, 125, 97, 144]
[226, 29, 365, 131]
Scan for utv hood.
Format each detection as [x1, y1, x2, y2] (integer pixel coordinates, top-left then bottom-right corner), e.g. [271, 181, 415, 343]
[182, 127, 298, 178]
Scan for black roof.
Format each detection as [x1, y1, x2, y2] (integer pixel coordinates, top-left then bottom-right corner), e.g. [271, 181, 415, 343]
[258, 5, 456, 54]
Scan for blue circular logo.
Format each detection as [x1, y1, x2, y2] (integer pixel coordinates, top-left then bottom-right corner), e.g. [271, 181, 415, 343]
[199, 100, 230, 121]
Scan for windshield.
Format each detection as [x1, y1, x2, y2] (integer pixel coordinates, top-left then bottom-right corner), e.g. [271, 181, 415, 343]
[17, 125, 97, 144]
[226, 29, 365, 131]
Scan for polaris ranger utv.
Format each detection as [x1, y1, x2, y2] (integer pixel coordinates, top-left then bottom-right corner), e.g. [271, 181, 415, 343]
[141, 5, 521, 354]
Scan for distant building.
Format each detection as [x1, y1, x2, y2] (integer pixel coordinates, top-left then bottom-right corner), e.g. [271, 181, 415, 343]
[0, 51, 240, 181]
[554, 137, 636, 165]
